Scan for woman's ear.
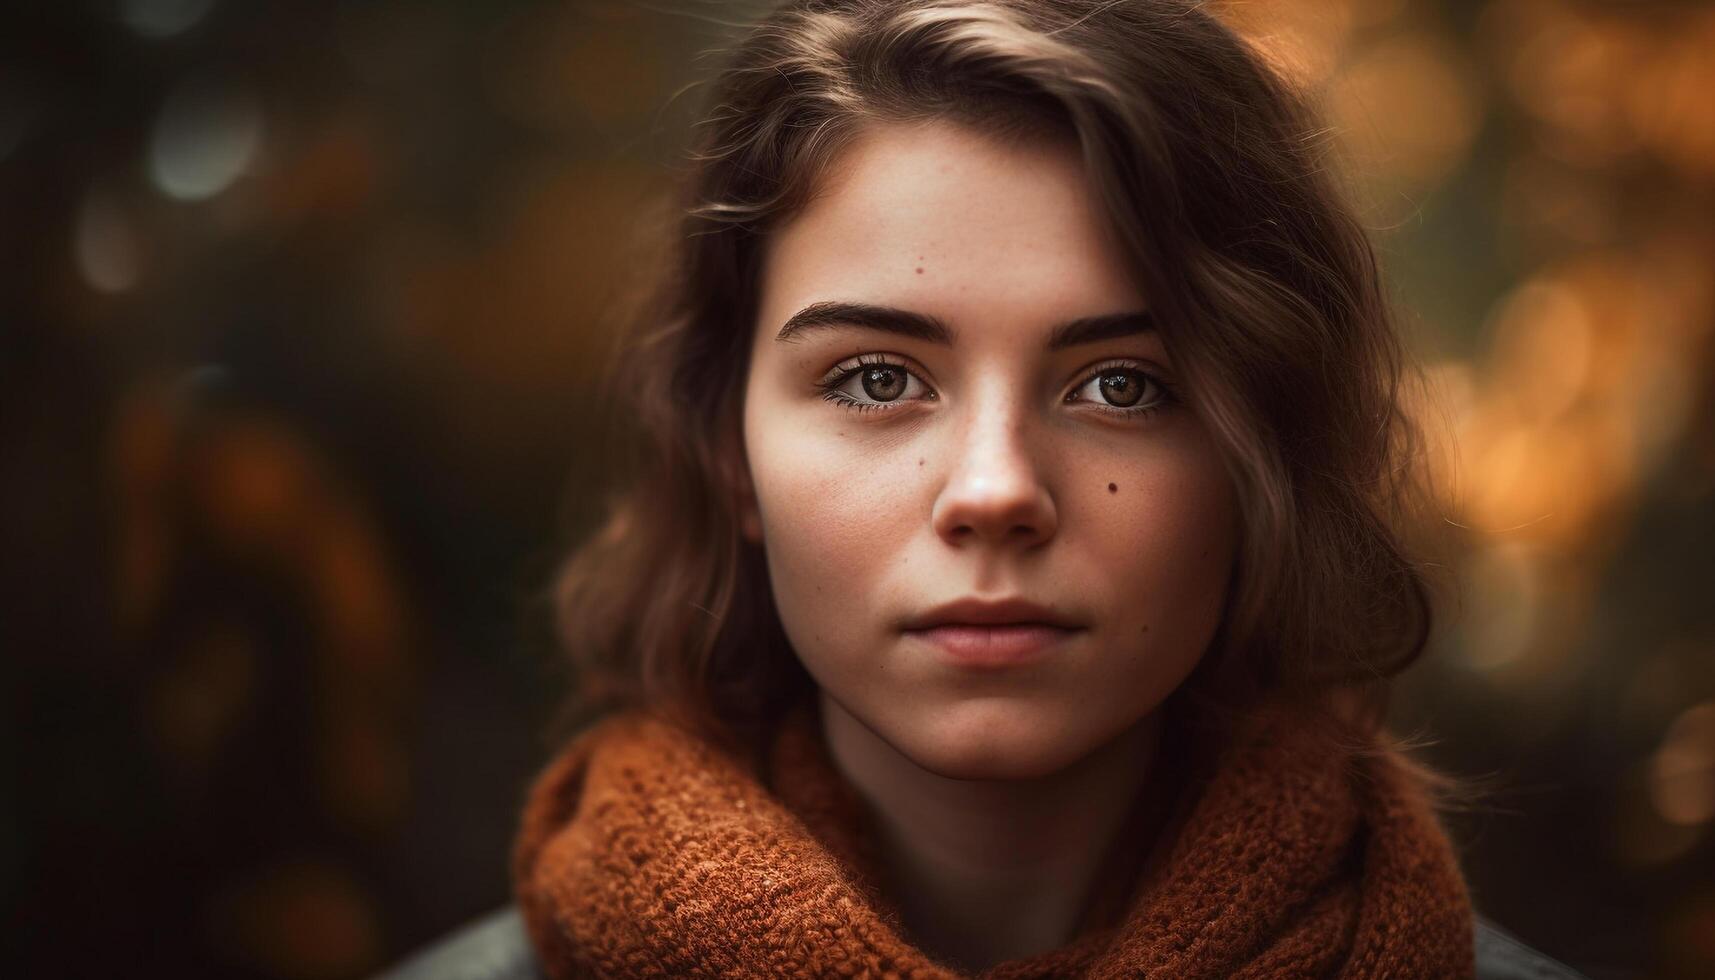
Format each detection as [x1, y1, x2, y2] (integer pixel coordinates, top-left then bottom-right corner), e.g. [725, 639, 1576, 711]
[716, 419, 764, 544]
[734, 468, 763, 544]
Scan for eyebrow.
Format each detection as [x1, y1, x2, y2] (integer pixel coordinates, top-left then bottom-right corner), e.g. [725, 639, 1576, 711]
[774, 301, 1156, 351]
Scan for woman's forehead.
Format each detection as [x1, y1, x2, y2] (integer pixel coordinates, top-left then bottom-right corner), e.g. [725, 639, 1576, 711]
[758, 118, 1148, 344]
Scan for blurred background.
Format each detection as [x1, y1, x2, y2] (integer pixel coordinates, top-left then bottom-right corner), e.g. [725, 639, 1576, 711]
[2, 0, 1710, 977]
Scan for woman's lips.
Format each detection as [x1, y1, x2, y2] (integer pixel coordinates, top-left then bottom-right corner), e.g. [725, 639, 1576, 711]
[904, 623, 1081, 667]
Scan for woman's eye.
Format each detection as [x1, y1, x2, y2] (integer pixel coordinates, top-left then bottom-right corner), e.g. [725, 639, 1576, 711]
[1067, 364, 1178, 417]
[817, 357, 934, 412]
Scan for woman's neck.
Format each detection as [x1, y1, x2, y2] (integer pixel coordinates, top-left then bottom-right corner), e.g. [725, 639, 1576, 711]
[818, 691, 1170, 973]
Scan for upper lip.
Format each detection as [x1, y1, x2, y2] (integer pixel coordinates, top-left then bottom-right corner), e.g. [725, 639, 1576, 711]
[901, 596, 1085, 631]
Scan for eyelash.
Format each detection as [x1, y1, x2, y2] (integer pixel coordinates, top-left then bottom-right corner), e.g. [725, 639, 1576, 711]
[815, 354, 933, 414]
[1067, 359, 1182, 420]
[813, 354, 1180, 420]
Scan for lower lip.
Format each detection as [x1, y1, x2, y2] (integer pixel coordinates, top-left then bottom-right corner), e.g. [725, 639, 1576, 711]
[906, 624, 1080, 668]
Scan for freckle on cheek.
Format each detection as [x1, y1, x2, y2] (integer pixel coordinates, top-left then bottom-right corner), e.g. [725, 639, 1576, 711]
[918, 458, 924, 467]
[1108, 482, 1118, 493]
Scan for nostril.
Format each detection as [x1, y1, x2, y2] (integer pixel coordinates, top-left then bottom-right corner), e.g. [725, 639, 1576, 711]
[929, 459, 1058, 546]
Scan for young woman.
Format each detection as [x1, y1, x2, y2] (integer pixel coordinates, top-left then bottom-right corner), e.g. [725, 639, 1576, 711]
[382, 0, 1586, 976]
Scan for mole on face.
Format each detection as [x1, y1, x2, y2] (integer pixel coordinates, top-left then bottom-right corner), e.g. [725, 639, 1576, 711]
[1107, 482, 1118, 493]
[918, 458, 924, 467]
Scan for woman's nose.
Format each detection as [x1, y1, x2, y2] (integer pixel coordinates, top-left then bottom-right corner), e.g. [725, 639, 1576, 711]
[929, 403, 1058, 549]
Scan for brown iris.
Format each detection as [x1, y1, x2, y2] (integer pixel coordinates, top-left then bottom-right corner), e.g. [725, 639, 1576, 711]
[1099, 370, 1144, 407]
[861, 366, 907, 401]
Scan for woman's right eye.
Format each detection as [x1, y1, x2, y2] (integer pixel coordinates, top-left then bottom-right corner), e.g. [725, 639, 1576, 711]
[816, 356, 936, 413]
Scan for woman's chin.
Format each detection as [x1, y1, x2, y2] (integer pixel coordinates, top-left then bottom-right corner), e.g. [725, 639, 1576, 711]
[886, 702, 1092, 781]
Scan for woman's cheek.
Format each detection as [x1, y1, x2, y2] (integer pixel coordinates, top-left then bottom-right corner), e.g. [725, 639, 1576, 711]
[1071, 431, 1235, 637]
[750, 422, 915, 652]
[1127, 444, 1239, 620]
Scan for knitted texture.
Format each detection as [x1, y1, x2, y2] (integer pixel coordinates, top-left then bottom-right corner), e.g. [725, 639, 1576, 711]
[512, 695, 1474, 979]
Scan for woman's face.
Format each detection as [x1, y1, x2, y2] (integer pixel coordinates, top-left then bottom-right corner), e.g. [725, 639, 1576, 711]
[738, 119, 1239, 780]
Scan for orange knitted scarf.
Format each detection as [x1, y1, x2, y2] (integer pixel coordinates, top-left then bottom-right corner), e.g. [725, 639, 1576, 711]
[513, 694, 1474, 978]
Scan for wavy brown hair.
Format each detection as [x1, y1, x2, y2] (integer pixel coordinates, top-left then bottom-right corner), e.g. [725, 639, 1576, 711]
[550, 0, 1449, 760]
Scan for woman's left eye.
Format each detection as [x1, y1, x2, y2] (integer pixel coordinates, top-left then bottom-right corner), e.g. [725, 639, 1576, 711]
[1065, 363, 1179, 418]
[816, 355, 935, 413]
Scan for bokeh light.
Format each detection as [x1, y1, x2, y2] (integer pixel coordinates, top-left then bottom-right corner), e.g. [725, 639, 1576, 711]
[1652, 702, 1715, 829]
[121, 0, 215, 39]
[74, 185, 143, 293]
[149, 75, 264, 202]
